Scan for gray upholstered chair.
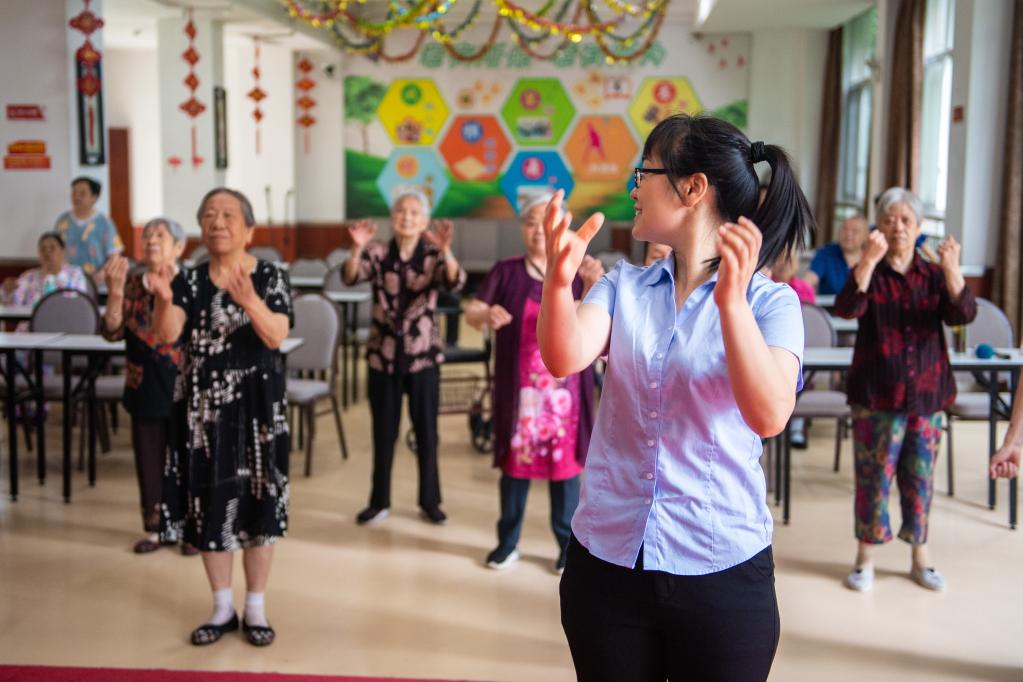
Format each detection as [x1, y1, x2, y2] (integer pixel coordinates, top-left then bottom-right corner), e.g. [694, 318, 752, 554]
[249, 245, 283, 263]
[286, 293, 349, 476]
[288, 258, 329, 280]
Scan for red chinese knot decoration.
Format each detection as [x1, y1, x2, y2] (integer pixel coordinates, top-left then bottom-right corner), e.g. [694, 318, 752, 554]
[247, 38, 267, 155]
[178, 10, 205, 169]
[68, 0, 105, 165]
[295, 56, 317, 155]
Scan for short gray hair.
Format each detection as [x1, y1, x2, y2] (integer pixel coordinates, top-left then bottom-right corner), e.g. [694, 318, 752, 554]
[196, 187, 256, 228]
[391, 189, 431, 218]
[876, 187, 923, 226]
[142, 217, 186, 243]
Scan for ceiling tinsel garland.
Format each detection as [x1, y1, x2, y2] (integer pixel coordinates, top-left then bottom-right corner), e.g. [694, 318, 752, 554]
[282, 0, 669, 63]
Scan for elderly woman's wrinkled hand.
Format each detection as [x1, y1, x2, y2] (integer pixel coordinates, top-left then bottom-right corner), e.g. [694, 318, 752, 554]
[226, 263, 259, 310]
[425, 219, 455, 253]
[148, 264, 175, 304]
[348, 219, 376, 249]
[936, 235, 961, 276]
[863, 230, 888, 267]
[105, 256, 130, 296]
[487, 304, 513, 331]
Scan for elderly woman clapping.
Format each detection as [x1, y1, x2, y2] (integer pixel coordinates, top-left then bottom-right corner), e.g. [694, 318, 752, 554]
[103, 218, 195, 556]
[835, 187, 976, 593]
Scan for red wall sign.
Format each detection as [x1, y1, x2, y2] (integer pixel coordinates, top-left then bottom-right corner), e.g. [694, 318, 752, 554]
[6, 105, 45, 121]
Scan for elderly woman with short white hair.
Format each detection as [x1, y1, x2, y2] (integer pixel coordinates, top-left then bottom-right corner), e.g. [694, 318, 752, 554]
[343, 190, 466, 526]
[103, 218, 195, 556]
[835, 186, 976, 593]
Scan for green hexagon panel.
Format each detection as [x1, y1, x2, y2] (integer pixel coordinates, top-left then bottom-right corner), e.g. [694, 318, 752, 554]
[500, 78, 576, 147]
[378, 79, 450, 146]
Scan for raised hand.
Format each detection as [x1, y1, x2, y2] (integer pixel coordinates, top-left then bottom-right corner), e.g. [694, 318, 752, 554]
[148, 264, 175, 304]
[863, 230, 889, 267]
[990, 443, 1021, 479]
[543, 190, 605, 290]
[348, 219, 376, 249]
[936, 235, 962, 276]
[487, 304, 513, 331]
[578, 255, 605, 296]
[424, 219, 455, 253]
[226, 263, 258, 309]
[104, 255, 130, 297]
[714, 217, 762, 311]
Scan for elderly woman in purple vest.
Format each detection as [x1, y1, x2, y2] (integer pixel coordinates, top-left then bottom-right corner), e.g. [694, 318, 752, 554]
[465, 193, 604, 573]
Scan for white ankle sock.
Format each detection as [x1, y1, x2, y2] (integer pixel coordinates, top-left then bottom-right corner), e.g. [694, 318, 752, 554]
[209, 588, 234, 626]
[244, 591, 267, 627]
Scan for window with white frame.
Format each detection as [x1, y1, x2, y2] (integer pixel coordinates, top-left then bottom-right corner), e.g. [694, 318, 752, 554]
[835, 8, 877, 232]
[919, 0, 955, 236]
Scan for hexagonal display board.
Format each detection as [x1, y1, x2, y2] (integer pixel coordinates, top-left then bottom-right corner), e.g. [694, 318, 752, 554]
[500, 151, 574, 213]
[378, 79, 450, 146]
[375, 148, 450, 212]
[500, 78, 576, 147]
[627, 77, 702, 140]
[564, 115, 638, 182]
[439, 115, 512, 182]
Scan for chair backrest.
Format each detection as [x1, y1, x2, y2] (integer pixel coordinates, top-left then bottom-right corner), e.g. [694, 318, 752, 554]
[82, 272, 99, 302]
[969, 298, 1014, 348]
[289, 258, 329, 279]
[801, 302, 837, 348]
[250, 246, 283, 263]
[326, 247, 350, 267]
[288, 294, 340, 374]
[30, 288, 99, 334]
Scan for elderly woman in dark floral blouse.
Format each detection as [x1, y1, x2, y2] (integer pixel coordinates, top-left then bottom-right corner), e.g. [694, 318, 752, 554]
[835, 187, 976, 594]
[103, 218, 197, 556]
[343, 189, 466, 526]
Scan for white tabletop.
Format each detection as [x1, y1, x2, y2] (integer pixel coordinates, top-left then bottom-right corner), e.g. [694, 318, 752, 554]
[803, 346, 1023, 370]
[0, 332, 66, 349]
[325, 290, 372, 304]
[829, 316, 858, 333]
[45, 334, 125, 352]
[0, 305, 33, 321]
[290, 275, 325, 289]
[280, 337, 303, 355]
[815, 294, 836, 308]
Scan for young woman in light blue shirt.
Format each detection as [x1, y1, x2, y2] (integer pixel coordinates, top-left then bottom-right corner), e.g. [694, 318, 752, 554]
[538, 114, 814, 682]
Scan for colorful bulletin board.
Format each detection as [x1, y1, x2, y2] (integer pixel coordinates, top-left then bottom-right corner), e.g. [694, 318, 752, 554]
[343, 29, 749, 220]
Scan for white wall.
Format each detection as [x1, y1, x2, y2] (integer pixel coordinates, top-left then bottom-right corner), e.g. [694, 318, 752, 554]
[747, 29, 829, 203]
[944, 0, 1014, 272]
[224, 38, 295, 225]
[105, 48, 162, 226]
[293, 51, 344, 223]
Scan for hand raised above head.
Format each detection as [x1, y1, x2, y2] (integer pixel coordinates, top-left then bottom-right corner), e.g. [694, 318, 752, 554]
[348, 219, 376, 249]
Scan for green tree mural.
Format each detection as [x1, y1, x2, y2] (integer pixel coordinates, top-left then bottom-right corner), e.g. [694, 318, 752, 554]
[344, 75, 386, 153]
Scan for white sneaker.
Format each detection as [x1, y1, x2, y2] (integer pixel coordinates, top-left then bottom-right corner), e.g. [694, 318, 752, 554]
[844, 566, 874, 592]
[486, 549, 520, 570]
[910, 566, 947, 591]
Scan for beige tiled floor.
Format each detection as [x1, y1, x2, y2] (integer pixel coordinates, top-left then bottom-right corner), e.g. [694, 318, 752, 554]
[2, 380, 1022, 681]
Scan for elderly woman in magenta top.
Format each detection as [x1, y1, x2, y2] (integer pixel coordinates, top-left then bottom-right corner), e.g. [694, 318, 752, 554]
[465, 194, 604, 573]
[835, 187, 975, 594]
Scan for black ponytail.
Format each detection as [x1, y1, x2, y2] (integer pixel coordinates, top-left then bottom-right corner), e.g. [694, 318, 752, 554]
[642, 114, 815, 271]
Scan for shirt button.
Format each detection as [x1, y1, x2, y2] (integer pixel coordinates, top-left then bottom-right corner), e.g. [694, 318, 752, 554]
[645, 473, 654, 480]
[656, 352, 664, 359]
[647, 439, 655, 447]
[650, 411, 658, 418]
[644, 498, 652, 505]
[650, 381, 658, 389]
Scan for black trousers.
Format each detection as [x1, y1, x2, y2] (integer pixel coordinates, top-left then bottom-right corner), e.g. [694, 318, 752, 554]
[131, 416, 171, 533]
[496, 474, 579, 552]
[560, 536, 779, 682]
[367, 367, 441, 510]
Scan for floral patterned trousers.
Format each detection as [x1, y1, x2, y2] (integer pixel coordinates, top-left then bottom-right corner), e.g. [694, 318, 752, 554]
[851, 406, 943, 545]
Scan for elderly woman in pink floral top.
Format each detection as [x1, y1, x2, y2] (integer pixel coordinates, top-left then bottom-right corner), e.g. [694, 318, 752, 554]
[2, 232, 88, 330]
[466, 194, 604, 573]
[343, 189, 466, 526]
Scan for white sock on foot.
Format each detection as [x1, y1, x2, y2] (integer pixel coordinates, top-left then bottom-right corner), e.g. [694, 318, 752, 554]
[244, 591, 267, 627]
[209, 588, 234, 626]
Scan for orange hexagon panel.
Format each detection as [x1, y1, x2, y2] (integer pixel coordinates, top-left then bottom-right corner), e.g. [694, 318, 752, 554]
[564, 115, 638, 182]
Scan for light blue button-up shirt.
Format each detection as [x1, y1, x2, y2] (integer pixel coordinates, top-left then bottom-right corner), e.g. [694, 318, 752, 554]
[574, 256, 804, 575]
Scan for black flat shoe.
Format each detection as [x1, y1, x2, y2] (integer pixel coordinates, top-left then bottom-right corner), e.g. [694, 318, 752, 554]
[190, 612, 239, 646]
[243, 618, 276, 647]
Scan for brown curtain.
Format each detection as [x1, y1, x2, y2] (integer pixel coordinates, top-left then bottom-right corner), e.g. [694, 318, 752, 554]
[884, 0, 926, 191]
[995, 1, 1023, 337]
[814, 27, 843, 245]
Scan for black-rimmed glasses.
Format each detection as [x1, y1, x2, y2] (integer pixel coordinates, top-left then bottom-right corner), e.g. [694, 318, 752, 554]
[633, 167, 669, 187]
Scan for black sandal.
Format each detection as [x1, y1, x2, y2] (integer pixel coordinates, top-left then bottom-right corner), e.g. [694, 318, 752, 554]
[243, 618, 276, 647]
[133, 538, 160, 554]
[190, 612, 239, 646]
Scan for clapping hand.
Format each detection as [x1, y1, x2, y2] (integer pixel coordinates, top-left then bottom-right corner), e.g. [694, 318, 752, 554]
[487, 304, 513, 331]
[226, 263, 258, 310]
[935, 235, 962, 277]
[543, 190, 605, 290]
[713, 218, 762, 311]
[863, 230, 889, 267]
[424, 219, 455, 253]
[104, 256, 130, 297]
[148, 264, 175, 304]
[348, 219, 376, 249]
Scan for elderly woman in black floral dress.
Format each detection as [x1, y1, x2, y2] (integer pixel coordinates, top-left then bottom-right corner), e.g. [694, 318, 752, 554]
[153, 188, 292, 647]
[343, 189, 466, 526]
[102, 218, 197, 557]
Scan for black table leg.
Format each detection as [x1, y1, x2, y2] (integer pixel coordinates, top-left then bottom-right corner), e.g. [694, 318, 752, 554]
[62, 350, 72, 503]
[989, 369, 997, 510]
[783, 424, 792, 525]
[351, 302, 359, 404]
[35, 349, 45, 485]
[339, 302, 349, 410]
[87, 355, 97, 487]
[1010, 369, 1018, 530]
[774, 435, 782, 506]
[6, 348, 18, 501]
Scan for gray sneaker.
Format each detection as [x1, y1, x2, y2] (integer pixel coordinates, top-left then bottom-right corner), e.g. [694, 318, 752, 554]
[844, 566, 874, 592]
[910, 566, 947, 591]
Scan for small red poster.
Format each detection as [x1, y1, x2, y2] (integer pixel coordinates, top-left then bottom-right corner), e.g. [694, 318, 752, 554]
[4, 139, 51, 170]
[6, 105, 45, 121]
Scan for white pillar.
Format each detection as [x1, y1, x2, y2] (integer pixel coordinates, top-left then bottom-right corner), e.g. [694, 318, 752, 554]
[157, 13, 225, 235]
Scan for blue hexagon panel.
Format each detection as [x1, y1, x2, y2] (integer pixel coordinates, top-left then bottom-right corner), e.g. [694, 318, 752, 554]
[499, 151, 575, 214]
[375, 148, 450, 212]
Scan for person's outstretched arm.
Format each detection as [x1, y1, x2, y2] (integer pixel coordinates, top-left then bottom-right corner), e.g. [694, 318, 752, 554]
[537, 190, 611, 378]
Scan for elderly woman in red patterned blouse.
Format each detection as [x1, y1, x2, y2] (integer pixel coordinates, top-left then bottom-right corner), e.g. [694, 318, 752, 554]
[835, 187, 976, 594]
[343, 189, 466, 526]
